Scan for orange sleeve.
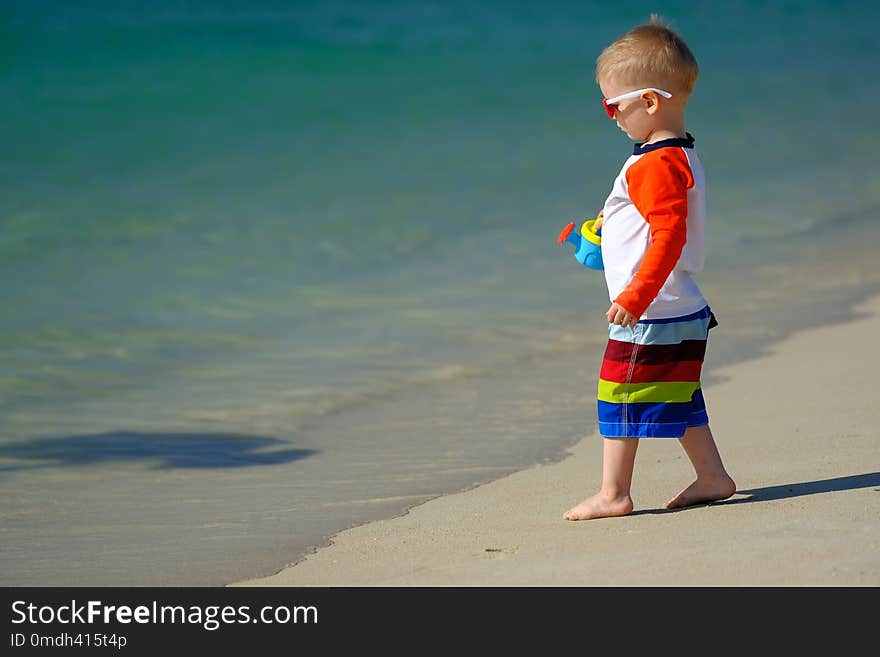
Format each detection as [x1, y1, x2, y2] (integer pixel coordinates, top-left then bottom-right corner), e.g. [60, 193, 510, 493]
[614, 148, 694, 318]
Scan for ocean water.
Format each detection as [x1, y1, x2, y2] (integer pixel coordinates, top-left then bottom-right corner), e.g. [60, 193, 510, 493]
[2, 1, 879, 585]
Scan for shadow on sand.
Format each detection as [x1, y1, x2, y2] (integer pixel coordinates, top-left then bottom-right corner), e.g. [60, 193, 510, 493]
[632, 472, 880, 516]
[0, 431, 316, 471]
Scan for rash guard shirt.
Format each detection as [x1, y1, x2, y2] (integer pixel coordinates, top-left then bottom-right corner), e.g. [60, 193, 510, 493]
[601, 132, 708, 320]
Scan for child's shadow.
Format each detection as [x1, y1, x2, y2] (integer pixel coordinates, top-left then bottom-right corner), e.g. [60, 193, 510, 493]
[0, 431, 317, 472]
[633, 472, 880, 515]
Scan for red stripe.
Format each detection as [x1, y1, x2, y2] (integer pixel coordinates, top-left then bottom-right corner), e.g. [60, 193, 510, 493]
[602, 338, 706, 366]
[600, 358, 704, 384]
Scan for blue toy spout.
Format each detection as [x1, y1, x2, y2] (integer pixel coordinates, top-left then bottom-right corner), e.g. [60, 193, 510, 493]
[563, 230, 581, 248]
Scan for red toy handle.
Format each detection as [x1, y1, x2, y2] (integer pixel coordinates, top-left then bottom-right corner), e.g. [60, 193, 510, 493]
[557, 221, 575, 244]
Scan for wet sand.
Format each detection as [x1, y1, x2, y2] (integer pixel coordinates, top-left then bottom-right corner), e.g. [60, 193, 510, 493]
[231, 295, 880, 586]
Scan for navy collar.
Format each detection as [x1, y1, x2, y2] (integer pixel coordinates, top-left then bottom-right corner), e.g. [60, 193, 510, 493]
[633, 132, 695, 155]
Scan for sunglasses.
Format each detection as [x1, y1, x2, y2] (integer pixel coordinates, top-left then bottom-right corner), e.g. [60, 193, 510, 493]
[602, 87, 672, 119]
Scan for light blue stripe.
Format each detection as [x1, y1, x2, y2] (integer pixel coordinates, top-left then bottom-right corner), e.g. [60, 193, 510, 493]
[609, 314, 711, 345]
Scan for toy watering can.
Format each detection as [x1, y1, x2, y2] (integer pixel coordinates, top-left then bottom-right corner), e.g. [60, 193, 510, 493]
[557, 217, 603, 270]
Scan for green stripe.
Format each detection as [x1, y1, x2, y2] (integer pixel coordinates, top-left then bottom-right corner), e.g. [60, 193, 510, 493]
[598, 379, 701, 404]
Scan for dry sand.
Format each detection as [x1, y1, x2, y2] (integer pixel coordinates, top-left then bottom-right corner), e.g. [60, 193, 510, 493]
[231, 295, 880, 586]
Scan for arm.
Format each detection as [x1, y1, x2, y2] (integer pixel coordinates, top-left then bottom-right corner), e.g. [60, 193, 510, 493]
[609, 149, 694, 325]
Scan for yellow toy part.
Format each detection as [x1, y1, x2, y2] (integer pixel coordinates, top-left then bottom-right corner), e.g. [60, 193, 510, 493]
[580, 217, 602, 246]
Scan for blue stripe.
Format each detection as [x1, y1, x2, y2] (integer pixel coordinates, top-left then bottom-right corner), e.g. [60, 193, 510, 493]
[598, 400, 694, 426]
[688, 410, 709, 427]
[597, 389, 709, 438]
[687, 388, 708, 427]
[598, 420, 689, 438]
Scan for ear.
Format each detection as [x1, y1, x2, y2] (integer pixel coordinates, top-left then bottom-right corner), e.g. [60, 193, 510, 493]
[643, 91, 661, 115]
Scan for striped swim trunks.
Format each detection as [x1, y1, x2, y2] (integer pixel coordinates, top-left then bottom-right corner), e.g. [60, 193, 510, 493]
[597, 305, 718, 438]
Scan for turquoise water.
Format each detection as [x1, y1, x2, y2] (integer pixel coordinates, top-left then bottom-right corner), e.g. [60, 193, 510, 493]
[2, 1, 880, 585]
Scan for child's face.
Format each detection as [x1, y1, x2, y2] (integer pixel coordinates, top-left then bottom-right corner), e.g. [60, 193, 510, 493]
[599, 77, 658, 142]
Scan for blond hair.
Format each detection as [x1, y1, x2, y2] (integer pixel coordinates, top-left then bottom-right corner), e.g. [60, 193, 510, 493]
[596, 15, 699, 96]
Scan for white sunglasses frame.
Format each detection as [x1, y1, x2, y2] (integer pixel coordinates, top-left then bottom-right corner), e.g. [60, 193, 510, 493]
[602, 87, 673, 117]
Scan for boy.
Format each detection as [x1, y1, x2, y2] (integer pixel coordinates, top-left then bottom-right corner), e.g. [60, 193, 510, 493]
[564, 16, 736, 521]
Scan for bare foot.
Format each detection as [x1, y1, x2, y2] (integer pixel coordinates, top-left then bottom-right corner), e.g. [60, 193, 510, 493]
[563, 493, 633, 521]
[664, 474, 736, 509]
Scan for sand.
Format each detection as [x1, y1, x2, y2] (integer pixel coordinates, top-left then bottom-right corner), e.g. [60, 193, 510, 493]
[231, 295, 880, 586]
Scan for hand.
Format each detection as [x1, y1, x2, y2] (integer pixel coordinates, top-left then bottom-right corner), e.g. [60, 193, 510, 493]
[595, 209, 604, 231]
[606, 302, 638, 328]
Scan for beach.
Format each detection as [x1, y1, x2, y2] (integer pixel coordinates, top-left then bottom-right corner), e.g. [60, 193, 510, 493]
[4, 1, 880, 587]
[233, 294, 880, 586]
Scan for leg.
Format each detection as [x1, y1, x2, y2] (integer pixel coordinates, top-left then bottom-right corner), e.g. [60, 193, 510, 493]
[665, 423, 736, 508]
[563, 437, 638, 521]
